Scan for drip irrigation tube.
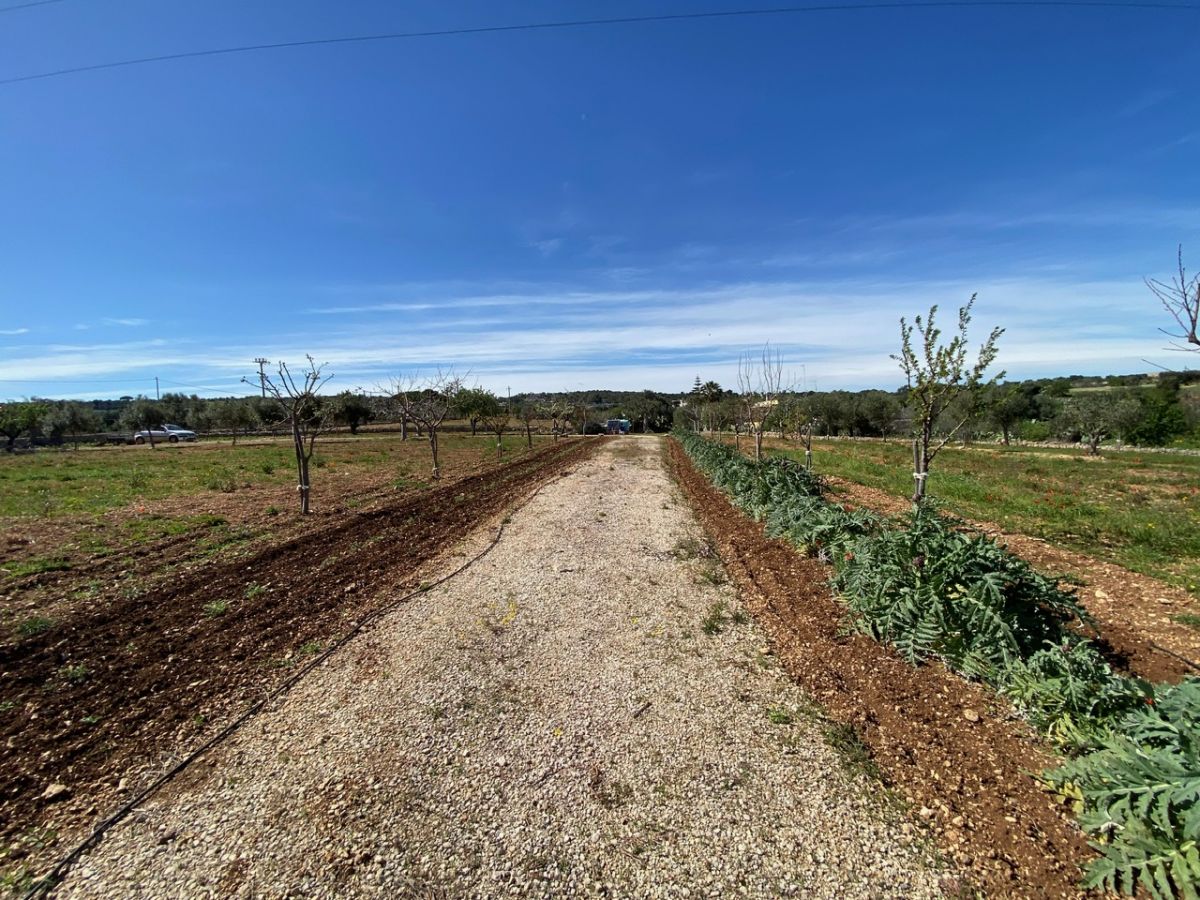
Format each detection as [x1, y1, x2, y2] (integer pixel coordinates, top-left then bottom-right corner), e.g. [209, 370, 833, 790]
[23, 466, 574, 898]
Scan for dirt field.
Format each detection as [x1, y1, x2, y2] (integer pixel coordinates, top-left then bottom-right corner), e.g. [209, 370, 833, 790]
[47, 438, 942, 898]
[1, 437, 593, 889]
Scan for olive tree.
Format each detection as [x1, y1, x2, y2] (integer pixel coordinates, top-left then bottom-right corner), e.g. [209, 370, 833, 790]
[328, 391, 374, 435]
[211, 398, 259, 445]
[452, 386, 500, 436]
[1061, 391, 1142, 455]
[0, 401, 48, 452]
[249, 357, 331, 515]
[42, 402, 101, 449]
[893, 296, 1003, 505]
[120, 398, 165, 449]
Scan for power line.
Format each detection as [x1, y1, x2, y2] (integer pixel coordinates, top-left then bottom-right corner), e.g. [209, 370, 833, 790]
[0, 0, 67, 14]
[2, 1, 1197, 87]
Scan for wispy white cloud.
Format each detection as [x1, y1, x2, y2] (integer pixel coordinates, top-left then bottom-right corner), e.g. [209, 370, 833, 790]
[2, 273, 1163, 401]
[0, 327, 29, 335]
[102, 317, 149, 327]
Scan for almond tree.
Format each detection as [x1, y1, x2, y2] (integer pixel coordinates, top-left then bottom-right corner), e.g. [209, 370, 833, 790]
[390, 371, 463, 479]
[543, 396, 568, 441]
[893, 296, 1003, 505]
[249, 356, 331, 514]
[1146, 245, 1199, 352]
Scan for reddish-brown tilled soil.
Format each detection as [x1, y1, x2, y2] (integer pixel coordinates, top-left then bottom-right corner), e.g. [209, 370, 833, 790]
[0, 438, 596, 857]
[668, 439, 1093, 898]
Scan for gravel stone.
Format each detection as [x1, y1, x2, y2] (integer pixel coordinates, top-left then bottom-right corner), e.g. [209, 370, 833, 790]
[54, 438, 941, 899]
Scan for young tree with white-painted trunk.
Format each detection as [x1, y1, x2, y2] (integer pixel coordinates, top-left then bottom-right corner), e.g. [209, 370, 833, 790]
[893, 297, 1003, 506]
[248, 357, 331, 515]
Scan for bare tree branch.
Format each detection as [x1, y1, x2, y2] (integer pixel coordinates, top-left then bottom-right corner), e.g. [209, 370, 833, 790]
[1145, 244, 1200, 352]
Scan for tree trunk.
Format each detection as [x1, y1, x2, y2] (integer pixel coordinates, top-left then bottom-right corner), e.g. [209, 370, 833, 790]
[429, 429, 440, 479]
[401, 416, 408, 441]
[1001, 425, 1011, 446]
[754, 429, 763, 461]
[292, 417, 310, 514]
[911, 436, 928, 506]
[147, 427, 157, 450]
[470, 418, 478, 436]
[525, 423, 532, 449]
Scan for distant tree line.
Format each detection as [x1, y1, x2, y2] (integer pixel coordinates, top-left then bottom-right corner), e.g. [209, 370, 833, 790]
[673, 369, 1200, 454]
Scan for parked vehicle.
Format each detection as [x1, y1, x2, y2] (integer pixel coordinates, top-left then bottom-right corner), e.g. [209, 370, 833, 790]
[133, 423, 198, 444]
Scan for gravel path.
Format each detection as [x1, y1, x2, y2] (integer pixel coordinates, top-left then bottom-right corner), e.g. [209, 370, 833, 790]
[56, 438, 942, 899]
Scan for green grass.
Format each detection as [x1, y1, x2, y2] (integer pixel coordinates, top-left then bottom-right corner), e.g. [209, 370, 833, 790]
[774, 439, 1200, 597]
[2, 557, 72, 578]
[0, 431, 549, 519]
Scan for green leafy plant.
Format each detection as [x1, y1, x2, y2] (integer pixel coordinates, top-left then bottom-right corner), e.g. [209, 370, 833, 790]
[17, 615, 54, 638]
[1045, 679, 1200, 899]
[676, 430, 1200, 896]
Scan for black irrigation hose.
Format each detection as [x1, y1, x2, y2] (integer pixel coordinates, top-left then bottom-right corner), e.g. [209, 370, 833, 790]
[22, 458, 579, 899]
[1147, 640, 1200, 673]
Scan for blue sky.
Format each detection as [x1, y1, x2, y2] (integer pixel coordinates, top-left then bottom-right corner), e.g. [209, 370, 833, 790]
[0, 0, 1197, 401]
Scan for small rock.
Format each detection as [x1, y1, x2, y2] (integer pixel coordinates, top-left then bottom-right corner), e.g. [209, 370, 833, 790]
[962, 708, 980, 723]
[41, 782, 69, 802]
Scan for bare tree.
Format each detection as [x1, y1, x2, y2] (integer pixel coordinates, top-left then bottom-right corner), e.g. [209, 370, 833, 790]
[517, 402, 538, 449]
[1146, 245, 1200, 352]
[481, 407, 511, 459]
[247, 356, 331, 515]
[737, 343, 786, 461]
[893, 297, 1003, 505]
[389, 371, 463, 479]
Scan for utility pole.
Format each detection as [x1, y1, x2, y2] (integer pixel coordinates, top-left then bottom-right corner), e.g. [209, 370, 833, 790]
[155, 376, 160, 401]
[253, 358, 269, 398]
